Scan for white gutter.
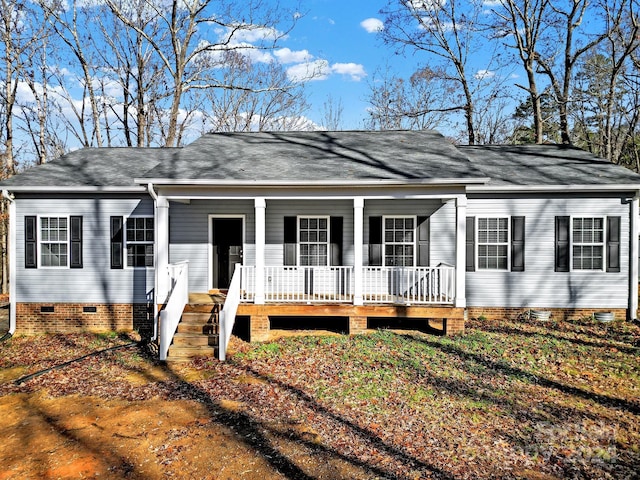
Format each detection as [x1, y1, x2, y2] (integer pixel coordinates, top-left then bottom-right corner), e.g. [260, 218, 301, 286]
[630, 193, 639, 322]
[468, 184, 640, 193]
[1, 190, 15, 335]
[2, 185, 147, 193]
[147, 183, 159, 342]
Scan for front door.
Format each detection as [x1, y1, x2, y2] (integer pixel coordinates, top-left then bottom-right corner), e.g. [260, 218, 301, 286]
[212, 217, 243, 289]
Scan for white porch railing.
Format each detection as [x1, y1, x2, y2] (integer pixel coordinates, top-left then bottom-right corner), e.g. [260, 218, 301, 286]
[219, 264, 242, 361]
[362, 265, 455, 304]
[159, 261, 189, 361]
[236, 265, 455, 305]
[263, 266, 354, 303]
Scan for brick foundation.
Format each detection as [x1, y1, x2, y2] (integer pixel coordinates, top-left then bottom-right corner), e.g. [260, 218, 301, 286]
[16, 302, 153, 338]
[249, 315, 270, 342]
[444, 317, 465, 335]
[349, 316, 367, 334]
[466, 306, 629, 322]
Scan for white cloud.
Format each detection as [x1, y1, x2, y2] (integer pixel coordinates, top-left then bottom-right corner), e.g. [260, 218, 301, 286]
[286, 60, 367, 82]
[274, 48, 313, 64]
[286, 60, 331, 82]
[331, 63, 367, 81]
[360, 18, 384, 33]
[474, 69, 496, 80]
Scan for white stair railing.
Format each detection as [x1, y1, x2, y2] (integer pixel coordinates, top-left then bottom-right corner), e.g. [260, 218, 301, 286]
[219, 264, 242, 361]
[159, 261, 189, 361]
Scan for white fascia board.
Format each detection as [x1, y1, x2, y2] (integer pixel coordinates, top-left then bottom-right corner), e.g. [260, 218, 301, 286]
[134, 177, 491, 187]
[4, 185, 148, 193]
[468, 184, 640, 193]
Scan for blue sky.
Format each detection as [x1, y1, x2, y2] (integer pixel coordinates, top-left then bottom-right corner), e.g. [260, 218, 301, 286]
[275, 0, 406, 129]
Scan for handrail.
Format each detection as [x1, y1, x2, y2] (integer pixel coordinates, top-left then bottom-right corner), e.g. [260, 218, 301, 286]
[159, 261, 189, 361]
[219, 263, 242, 361]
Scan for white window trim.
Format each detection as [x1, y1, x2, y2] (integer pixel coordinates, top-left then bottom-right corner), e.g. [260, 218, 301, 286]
[570, 216, 606, 272]
[124, 215, 155, 269]
[297, 215, 330, 267]
[37, 215, 70, 269]
[476, 216, 511, 271]
[382, 215, 417, 267]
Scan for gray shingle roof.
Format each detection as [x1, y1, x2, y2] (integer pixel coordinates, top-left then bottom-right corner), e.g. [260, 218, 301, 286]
[2, 131, 640, 190]
[0, 147, 174, 188]
[460, 144, 640, 186]
[140, 130, 485, 182]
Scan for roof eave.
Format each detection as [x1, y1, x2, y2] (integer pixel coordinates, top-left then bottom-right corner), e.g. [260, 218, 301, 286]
[135, 177, 491, 187]
[2, 185, 148, 193]
[468, 184, 640, 193]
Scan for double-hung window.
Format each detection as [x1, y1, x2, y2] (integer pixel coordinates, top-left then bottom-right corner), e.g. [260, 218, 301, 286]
[384, 216, 415, 267]
[298, 217, 328, 266]
[126, 217, 154, 267]
[572, 217, 604, 270]
[40, 217, 68, 267]
[477, 217, 509, 270]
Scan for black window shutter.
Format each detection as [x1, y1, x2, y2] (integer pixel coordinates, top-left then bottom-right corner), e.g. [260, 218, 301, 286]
[283, 216, 297, 266]
[25, 216, 37, 268]
[368, 216, 382, 266]
[606, 216, 620, 273]
[110, 216, 124, 269]
[70, 216, 83, 268]
[555, 216, 570, 272]
[330, 216, 343, 266]
[466, 216, 475, 272]
[417, 216, 430, 266]
[511, 216, 525, 272]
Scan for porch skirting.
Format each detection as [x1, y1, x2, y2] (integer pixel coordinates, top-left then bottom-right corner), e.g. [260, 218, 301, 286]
[15, 302, 153, 337]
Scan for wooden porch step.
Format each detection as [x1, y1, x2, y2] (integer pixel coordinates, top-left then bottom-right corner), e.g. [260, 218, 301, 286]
[166, 301, 223, 361]
[172, 332, 219, 347]
[166, 344, 217, 361]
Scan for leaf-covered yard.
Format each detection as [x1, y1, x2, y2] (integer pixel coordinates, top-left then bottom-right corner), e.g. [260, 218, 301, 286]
[1, 316, 639, 479]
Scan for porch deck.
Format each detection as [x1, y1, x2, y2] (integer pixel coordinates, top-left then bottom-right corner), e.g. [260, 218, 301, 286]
[188, 291, 464, 342]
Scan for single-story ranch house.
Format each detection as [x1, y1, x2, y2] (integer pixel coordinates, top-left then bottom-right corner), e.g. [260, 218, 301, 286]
[1, 130, 639, 361]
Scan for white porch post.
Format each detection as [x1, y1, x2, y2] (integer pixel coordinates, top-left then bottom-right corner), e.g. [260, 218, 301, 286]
[254, 197, 266, 304]
[353, 197, 364, 305]
[455, 195, 467, 308]
[156, 195, 170, 304]
[629, 194, 639, 320]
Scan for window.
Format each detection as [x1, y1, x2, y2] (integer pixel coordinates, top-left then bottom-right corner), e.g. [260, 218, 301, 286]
[126, 217, 154, 267]
[40, 217, 68, 267]
[477, 217, 509, 270]
[298, 217, 328, 266]
[384, 216, 415, 267]
[572, 217, 604, 270]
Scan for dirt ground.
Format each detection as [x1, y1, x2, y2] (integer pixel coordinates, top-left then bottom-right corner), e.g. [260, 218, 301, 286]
[0, 361, 374, 480]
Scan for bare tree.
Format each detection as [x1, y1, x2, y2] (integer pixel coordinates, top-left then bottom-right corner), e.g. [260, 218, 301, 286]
[39, 0, 106, 147]
[380, 0, 498, 144]
[202, 50, 310, 133]
[364, 66, 451, 131]
[533, 0, 608, 144]
[320, 95, 343, 131]
[491, 0, 551, 144]
[106, 0, 300, 146]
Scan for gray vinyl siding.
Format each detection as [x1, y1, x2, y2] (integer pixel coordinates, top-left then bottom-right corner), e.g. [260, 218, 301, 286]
[14, 195, 154, 303]
[265, 200, 354, 266]
[466, 194, 630, 309]
[169, 200, 254, 292]
[364, 199, 456, 266]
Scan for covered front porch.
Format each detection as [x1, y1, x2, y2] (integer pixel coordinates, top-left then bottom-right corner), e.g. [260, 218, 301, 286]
[153, 189, 471, 361]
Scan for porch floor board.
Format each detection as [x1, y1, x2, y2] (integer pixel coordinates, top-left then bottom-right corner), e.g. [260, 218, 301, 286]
[236, 303, 464, 319]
